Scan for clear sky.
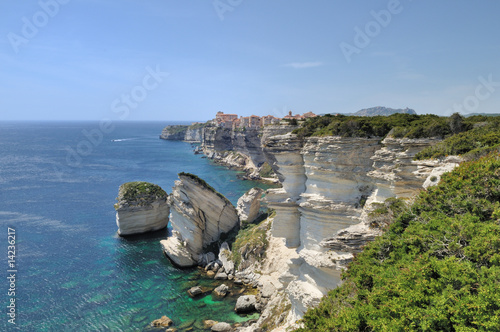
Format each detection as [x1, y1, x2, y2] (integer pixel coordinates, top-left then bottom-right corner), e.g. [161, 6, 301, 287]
[1, 0, 500, 121]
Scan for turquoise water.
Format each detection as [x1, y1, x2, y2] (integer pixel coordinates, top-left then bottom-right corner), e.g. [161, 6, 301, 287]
[0, 122, 271, 331]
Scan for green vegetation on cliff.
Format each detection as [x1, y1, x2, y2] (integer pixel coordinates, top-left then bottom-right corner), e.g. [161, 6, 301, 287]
[115, 181, 168, 209]
[415, 117, 500, 160]
[296, 154, 500, 331]
[293, 113, 499, 141]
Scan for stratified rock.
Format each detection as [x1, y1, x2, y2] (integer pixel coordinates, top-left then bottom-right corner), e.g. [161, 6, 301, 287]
[237, 188, 264, 225]
[235, 295, 257, 313]
[187, 286, 203, 297]
[115, 182, 169, 236]
[150, 316, 173, 327]
[162, 173, 239, 267]
[213, 284, 229, 297]
[211, 322, 233, 332]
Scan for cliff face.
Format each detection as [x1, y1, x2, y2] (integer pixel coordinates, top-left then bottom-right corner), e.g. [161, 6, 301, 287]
[161, 174, 239, 267]
[115, 182, 170, 236]
[160, 124, 204, 142]
[261, 134, 460, 323]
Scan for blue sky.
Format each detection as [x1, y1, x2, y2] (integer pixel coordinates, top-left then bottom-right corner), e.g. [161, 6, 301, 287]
[1, 0, 500, 121]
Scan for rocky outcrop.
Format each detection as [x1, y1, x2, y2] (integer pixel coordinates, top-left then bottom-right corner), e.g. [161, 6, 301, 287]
[115, 182, 169, 236]
[236, 188, 264, 224]
[161, 173, 239, 267]
[235, 295, 257, 313]
[160, 123, 204, 142]
[160, 125, 188, 140]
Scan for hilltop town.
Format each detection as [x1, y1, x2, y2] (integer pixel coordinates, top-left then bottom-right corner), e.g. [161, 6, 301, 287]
[212, 111, 318, 129]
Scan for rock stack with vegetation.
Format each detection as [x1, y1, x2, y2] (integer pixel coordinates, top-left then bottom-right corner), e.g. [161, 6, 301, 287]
[115, 181, 169, 236]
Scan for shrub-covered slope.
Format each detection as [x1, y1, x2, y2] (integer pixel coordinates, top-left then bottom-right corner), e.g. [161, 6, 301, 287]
[296, 154, 500, 331]
[293, 113, 500, 141]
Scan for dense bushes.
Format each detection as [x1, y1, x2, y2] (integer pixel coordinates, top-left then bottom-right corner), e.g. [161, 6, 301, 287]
[415, 118, 500, 160]
[295, 154, 500, 331]
[293, 113, 460, 139]
[292, 113, 500, 141]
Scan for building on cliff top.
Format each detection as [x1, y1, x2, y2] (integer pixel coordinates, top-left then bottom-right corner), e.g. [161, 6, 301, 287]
[214, 111, 316, 129]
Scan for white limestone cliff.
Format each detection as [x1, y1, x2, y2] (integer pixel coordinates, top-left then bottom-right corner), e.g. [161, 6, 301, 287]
[260, 134, 460, 328]
[161, 173, 239, 267]
[236, 187, 264, 225]
[115, 182, 169, 236]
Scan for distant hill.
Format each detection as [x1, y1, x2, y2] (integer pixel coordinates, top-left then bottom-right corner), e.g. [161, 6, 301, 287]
[353, 106, 416, 116]
[322, 106, 417, 117]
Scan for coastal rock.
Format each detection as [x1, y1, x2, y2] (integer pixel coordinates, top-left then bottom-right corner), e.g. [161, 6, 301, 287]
[160, 236, 196, 267]
[237, 188, 264, 225]
[115, 182, 169, 236]
[198, 252, 216, 267]
[203, 320, 218, 329]
[187, 286, 203, 297]
[150, 316, 173, 327]
[162, 173, 239, 267]
[213, 284, 229, 297]
[211, 322, 233, 332]
[218, 242, 235, 275]
[235, 295, 257, 313]
[214, 272, 228, 280]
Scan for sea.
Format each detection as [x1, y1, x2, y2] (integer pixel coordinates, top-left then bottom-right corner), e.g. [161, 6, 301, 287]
[0, 121, 274, 331]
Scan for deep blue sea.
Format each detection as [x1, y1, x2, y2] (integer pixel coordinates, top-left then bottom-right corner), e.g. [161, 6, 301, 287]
[0, 122, 272, 331]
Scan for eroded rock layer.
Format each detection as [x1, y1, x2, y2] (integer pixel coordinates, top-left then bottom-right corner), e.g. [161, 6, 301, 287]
[162, 174, 239, 267]
[261, 134, 460, 324]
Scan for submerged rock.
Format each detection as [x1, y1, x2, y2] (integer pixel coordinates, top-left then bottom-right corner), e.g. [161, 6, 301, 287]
[115, 182, 169, 236]
[150, 315, 173, 327]
[187, 286, 203, 298]
[203, 320, 218, 329]
[162, 173, 239, 267]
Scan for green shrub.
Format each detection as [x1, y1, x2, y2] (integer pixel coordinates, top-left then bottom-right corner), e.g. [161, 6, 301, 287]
[116, 181, 167, 209]
[415, 119, 500, 160]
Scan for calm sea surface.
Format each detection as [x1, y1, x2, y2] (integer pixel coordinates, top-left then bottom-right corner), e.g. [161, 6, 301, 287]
[0, 121, 272, 331]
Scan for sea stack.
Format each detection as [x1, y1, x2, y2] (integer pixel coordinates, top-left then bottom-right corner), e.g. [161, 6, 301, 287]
[161, 173, 239, 267]
[115, 182, 170, 236]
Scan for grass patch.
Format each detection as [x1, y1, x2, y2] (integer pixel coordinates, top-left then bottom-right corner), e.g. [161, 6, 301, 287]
[231, 217, 270, 269]
[116, 181, 167, 209]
